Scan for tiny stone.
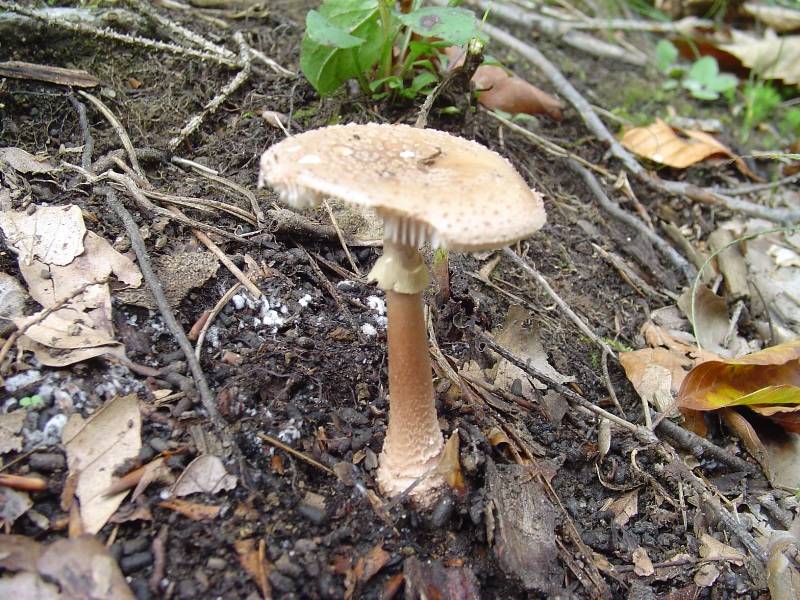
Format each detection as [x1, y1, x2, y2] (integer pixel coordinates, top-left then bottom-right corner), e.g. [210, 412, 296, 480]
[120, 551, 154, 574]
[149, 438, 169, 453]
[28, 452, 65, 472]
[364, 448, 378, 471]
[177, 579, 196, 600]
[129, 578, 151, 600]
[268, 571, 296, 594]
[294, 539, 317, 553]
[275, 553, 303, 578]
[206, 557, 227, 570]
[123, 536, 150, 555]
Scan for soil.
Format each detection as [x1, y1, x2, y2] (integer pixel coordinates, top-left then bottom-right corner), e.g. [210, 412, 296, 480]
[0, 2, 789, 600]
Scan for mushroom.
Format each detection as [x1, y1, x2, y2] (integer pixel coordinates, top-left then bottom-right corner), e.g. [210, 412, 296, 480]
[258, 123, 546, 502]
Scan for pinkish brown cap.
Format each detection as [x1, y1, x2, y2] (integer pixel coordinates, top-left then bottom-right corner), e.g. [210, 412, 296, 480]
[258, 123, 546, 251]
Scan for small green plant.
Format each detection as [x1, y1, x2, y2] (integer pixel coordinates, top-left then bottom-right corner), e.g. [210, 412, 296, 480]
[300, 0, 484, 98]
[740, 81, 782, 141]
[781, 107, 800, 138]
[681, 56, 737, 101]
[19, 395, 44, 408]
[655, 40, 737, 101]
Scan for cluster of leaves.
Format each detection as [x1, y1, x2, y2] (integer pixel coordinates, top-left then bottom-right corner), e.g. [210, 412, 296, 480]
[655, 40, 737, 101]
[300, 0, 485, 99]
[655, 39, 800, 141]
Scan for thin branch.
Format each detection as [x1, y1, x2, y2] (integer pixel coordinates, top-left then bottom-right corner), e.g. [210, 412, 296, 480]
[102, 187, 226, 430]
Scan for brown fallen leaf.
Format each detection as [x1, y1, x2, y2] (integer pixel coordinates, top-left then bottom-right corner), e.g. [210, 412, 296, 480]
[344, 543, 391, 599]
[158, 498, 221, 521]
[234, 538, 271, 600]
[435, 430, 466, 495]
[444, 47, 564, 119]
[620, 118, 759, 179]
[632, 547, 654, 577]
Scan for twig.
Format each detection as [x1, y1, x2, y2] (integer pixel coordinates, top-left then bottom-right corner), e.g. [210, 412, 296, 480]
[323, 200, 362, 277]
[712, 172, 800, 196]
[131, 0, 236, 60]
[476, 330, 657, 444]
[195, 283, 241, 360]
[102, 187, 226, 430]
[78, 90, 147, 182]
[464, 0, 647, 65]
[570, 161, 697, 283]
[0, 1, 240, 68]
[67, 94, 93, 171]
[149, 525, 168, 593]
[166, 205, 262, 298]
[654, 417, 758, 474]
[247, 45, 296, 78]
[601, 349, 625, 418]
[188, 168, 265, 229]
[145, 189, 256, 225]
[258, 433, 335, 476]
[476, 15, 800, 224]
[486, 110, 611, 178]
[502, 247, 617, 358]
[168, 32, 252, 150]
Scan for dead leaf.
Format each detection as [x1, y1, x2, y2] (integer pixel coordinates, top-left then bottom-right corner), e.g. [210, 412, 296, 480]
[116, 252, 218, 309]
[444, 47, 563, 119]
[0, 535, 135, 599]
[435, 430, 466, 494]
[62, 394, 142, 534]
[676, 339, 800, 412]
[744, 3, 800, 33]
[345, 543, 391, 599]
[38, 536, 135, 599]
[234, 538, 271, 600]
[492, 305, 574, 399]
[171, 454, 237, 497]
[620, 119, 757, 178]
[632, 547, 655, 577]
[767, 531, 800, 600]
[0, 147, 56, 175]
[719, 408, 771, 479]
[694, 563, 720, 587]
[699, 533, 746, 565]
[0, 488, 32, 527]
[403, 556, 481, 600]
[0, 410, 25, 455]
[609, 489, 639, 527]
[0, 273, 27, 321]
[158, 498, 221, 521]
[0, 205, 85, 266]
[677, 286, 731, 355]
[719, 31, 800, 85]
[619, 348, 694, 395]
[473, 65, 564, 120]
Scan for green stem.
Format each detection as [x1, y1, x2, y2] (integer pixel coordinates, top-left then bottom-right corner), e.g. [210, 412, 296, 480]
[377, 0, 394, 82]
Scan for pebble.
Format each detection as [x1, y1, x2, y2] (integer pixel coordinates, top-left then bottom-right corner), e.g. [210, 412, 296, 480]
[268, 571, 296, 593]
[123, 536, 150, 555]
[298, 492, 327, 525]
[129, 578, 151, 600]
[120, 551, 154, 574]
[177, 579, 197, 599]
[28, 452, 65, 472]
[294, 539, 317, 554]
[275, 553, 303, 578]
[206, 557, 227, 570]
[149, 437, 169, 453]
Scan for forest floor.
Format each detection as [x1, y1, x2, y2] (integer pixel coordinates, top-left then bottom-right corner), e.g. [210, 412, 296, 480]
[1, 1, 799, 599]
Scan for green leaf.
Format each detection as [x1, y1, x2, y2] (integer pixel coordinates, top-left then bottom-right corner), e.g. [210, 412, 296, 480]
[306, 10, 365, 48]
[654, 39, 678, 73]
[687, 56, 719, 84]
[300, 0, 384, 96]
[708, 73, 737, 93]
[396, 6, 482, 45]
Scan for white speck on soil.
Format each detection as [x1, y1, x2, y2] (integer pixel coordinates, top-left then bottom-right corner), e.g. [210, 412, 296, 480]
[277, 420, 301, 443]
[232, 294, 247, 310]
[298, 293, 312, 308]
[360, 323, 377, 336]
[43, 413, 68, 445]
[366, 295, 386, 315]
[4, 369, 42, 392]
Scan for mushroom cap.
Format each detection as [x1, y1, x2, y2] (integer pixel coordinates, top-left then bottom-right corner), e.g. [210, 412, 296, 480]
[259, 123, 546, 251]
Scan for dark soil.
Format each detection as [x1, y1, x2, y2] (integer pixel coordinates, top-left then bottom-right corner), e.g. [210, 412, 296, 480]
[0, 2, 782, 599]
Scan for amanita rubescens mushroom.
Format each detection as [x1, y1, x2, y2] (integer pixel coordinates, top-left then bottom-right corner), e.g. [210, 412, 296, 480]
[259, 123, 546, 502]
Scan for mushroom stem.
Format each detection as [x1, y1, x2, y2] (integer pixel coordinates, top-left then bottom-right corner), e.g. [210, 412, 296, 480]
[378, 287, 445, 498]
